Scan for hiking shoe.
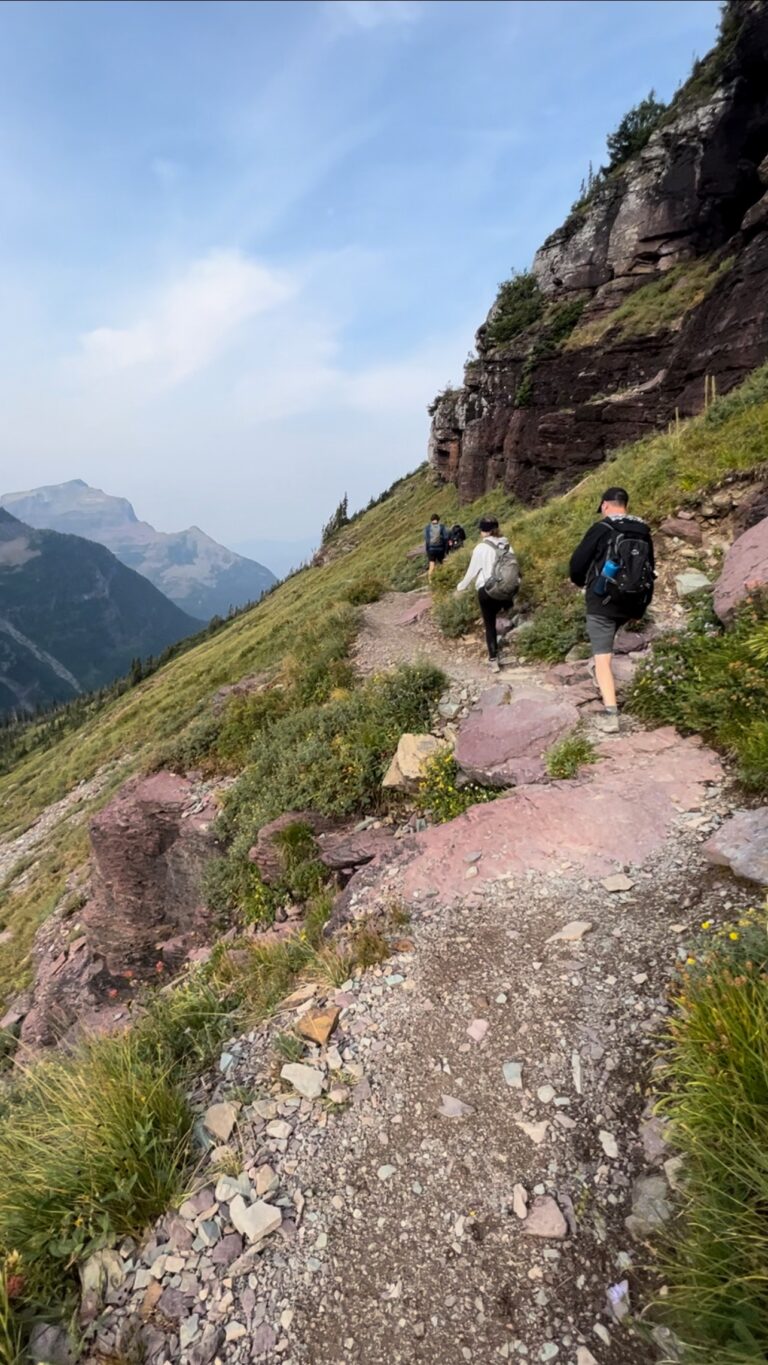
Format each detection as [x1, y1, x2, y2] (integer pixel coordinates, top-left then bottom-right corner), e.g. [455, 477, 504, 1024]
[596, 709, 620, 735]
[488, 657, 501, 673]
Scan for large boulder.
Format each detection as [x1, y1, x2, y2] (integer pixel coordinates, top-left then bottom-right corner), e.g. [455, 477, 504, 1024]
[382, 734, 442, 791]
[713, 514, 768, 622]
[455, 686, 580, 787]
[703, 809, 768, 886]
[83, 772, 219, 974]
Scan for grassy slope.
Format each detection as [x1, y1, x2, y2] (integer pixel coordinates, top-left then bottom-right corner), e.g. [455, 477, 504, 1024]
[1, 371, 767, 1004]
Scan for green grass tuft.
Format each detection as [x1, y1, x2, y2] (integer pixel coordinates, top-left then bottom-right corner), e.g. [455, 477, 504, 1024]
[628, 593, 768, 791]
[545, 729, 597, 780]
[655, 905, 768, 1361]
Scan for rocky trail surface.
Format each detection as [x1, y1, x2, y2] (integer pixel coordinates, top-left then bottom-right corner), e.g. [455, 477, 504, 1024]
[66, 590, 758, 1365]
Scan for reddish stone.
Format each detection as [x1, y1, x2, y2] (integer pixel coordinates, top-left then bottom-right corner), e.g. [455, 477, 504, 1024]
[713, 515, 768, 622]
[83, 772, 219, 975]
[396, 595, 432, 625]
[400, 728, 722, 899]
[659, 517, 703, 544]
[455, 686, 580, 787]
[703, 809, 768, 885]
[317, 827, 395, 871]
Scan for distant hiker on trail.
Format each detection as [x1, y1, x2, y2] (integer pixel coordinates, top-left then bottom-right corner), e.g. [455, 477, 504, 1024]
[446, 523, 466, 555]
[425, 513, 449, 577]
[569, 486, 655, 734]
[455, 516, 520, 671]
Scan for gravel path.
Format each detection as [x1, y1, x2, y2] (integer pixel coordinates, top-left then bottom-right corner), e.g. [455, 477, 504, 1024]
[78, 593, 737, 1365]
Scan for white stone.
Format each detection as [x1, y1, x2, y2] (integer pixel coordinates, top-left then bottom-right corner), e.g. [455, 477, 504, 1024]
[546, 920, 592, 943]
[599, 1130, 619, 1159]
[229, 1196, 282, 1244]
[512, 1184, 528, 1219]
[202, 1102, 238, 1142]
[601, 873, 634, 893]
[281, 1063, 324, 1100]
[503, 1060, 523, 1089]
[515, 1119, 548, 1145]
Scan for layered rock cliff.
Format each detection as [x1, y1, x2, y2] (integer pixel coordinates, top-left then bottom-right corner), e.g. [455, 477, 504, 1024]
[429, 0, 768, 502]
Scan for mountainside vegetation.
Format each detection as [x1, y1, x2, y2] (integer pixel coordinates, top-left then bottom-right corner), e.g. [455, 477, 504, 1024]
[0, 511, 198, 718]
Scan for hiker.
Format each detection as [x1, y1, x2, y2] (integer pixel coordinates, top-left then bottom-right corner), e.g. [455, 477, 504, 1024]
[455, 516, 520, 671]
[424, 513, 449, 576]
[446, 523, 466, 555]
[569, 485, 655, 733]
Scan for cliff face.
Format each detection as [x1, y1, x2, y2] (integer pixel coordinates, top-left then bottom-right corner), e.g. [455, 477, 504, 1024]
[429, 1, 768, 503]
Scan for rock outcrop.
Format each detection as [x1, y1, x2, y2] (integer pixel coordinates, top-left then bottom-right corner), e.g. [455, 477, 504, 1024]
[713, 512, 768, 620]
[428, 2, 768, 502]
[454, 685, 580, 786]
[6, 773, 220, 1048]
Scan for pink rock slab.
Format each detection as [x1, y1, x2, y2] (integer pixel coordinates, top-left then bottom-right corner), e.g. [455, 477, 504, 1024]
[401, 727, 722, 899]
[396, 595, 432, 625]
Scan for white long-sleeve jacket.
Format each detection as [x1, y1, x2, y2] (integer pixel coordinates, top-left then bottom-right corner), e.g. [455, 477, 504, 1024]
[456, 535, 511, 592]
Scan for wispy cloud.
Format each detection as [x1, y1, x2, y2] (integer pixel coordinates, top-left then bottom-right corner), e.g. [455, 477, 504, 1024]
[329, 1, 422, 31]
[74, 250, 295, 384]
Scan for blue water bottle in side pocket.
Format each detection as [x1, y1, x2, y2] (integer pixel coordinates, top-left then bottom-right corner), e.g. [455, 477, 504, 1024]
[593, 557, 620, 596]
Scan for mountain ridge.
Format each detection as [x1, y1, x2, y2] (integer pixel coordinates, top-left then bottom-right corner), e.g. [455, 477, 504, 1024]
[0, 508, 199, 715]
[0, 479, 277, 620]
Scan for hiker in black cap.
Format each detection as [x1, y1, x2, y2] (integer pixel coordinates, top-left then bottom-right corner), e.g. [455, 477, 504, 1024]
[569, 487, 655, 733]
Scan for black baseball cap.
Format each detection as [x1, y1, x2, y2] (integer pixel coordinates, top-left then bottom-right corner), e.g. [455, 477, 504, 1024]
[596, 486, 629, 512]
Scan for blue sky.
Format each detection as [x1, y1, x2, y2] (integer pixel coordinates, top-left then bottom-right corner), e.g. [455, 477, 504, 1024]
[0, 0, 719, 554]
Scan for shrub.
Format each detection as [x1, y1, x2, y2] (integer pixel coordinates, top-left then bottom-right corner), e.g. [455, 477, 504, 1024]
[218, 663, 446, 849]
[545, 730, 597, 780]
[606, 90, 666, 168]
[433, 591, 479, 638]
[344, 575, 386, 606]
[515, 594, 587, 663]
[484, 271, 544, 349]
[282, 605, 359, 705]
[417, 748, 497, 823]
[0, 1036, 192, 1306]
[390, 557, 424, 592]
[628, 594, 768, 789]
[655, 904, 768, 1359]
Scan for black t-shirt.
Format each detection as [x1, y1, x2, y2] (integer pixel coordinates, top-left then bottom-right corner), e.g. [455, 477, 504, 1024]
[569, 515, 655, 621]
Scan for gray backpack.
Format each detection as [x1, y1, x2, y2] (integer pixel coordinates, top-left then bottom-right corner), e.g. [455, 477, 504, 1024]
[484, 540, 520, 601]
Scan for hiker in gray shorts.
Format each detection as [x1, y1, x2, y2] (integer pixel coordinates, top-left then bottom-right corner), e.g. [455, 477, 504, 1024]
[569, 487, 655, 733]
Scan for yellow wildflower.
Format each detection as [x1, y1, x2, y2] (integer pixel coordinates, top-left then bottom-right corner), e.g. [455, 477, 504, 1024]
[729, 931, 740, 941]
[700, 920, 712, 930]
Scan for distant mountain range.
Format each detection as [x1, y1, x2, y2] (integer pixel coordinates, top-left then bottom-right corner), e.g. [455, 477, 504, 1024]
[0, 508, 199, 715]
[0, 480, 277, 620]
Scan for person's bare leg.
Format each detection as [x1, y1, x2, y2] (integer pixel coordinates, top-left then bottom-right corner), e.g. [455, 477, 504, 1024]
[593, 653, 617, 708]
[428, 559, 435, 578]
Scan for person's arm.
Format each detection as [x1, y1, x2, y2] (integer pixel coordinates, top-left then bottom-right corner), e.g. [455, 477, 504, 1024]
[456, 544, 484, 592]
[569, 523, 605, 587]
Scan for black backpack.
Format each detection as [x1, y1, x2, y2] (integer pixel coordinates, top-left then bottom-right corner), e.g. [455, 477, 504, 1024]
[598, 523, 655, 611]
[447, 524, 466, 553]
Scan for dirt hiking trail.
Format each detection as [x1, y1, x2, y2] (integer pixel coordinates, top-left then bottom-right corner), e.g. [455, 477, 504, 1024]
[77, 591, 736, 1365]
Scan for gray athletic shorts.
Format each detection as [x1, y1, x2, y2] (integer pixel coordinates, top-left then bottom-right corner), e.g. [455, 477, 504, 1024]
[586, 614, 619, 656]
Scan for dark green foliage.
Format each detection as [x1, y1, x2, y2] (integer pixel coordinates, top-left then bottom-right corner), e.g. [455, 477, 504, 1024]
[514, 299, 586, 408]
[628, 594, 768, 791]
[606, 90, 666, 169]
[390, 557, 424, 592]
[219, 663, 445, 848]
[704, 361, 768, 427]
[417, 748, 497, 822]
[515, 594, 587, 663]
[484, 271, 544, 350]
[321, 494, 350, 543]
[432, 591, 479, 638]
[344, 575, 387, 606]
[655, 907, 768, 1361]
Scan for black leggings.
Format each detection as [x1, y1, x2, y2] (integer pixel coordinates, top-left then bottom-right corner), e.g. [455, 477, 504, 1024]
[478, 587, 515, 658]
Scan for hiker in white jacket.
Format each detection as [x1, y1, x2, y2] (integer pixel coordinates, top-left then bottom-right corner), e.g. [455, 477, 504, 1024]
[456, 516, 519, 671]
